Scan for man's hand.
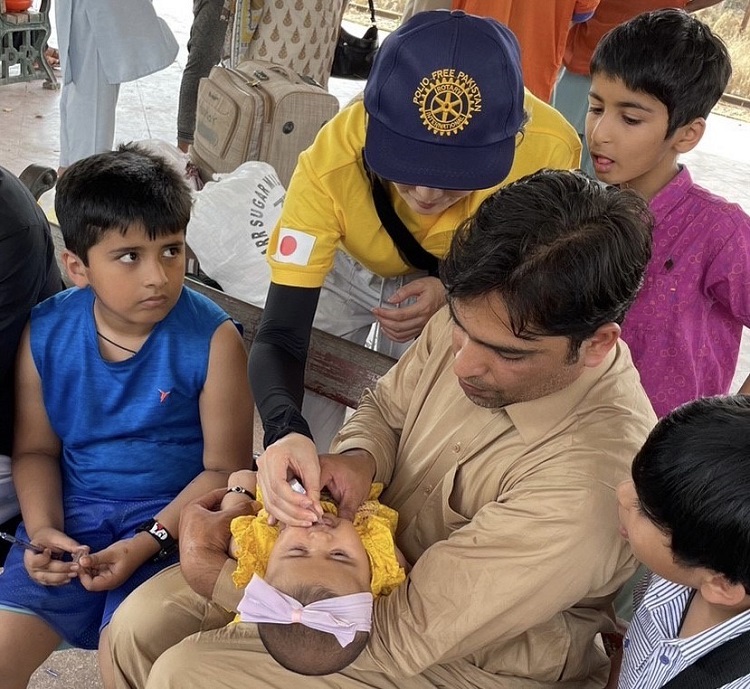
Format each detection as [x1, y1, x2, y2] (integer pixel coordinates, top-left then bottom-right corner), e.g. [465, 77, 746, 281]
[256, 433, 323, 526]
[372, 276, 446, 343]
[319, 450, 376, 521]
[179, 488, 255, 599]
[78, 537, 150, 592]
[22, 526, 86, 586]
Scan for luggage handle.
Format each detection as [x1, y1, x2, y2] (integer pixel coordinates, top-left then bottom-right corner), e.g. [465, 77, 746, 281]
[234, 62, 326, 90]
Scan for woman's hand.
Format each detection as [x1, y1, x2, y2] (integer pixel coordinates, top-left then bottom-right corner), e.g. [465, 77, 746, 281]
[255, 433, 324, 526]
[372, 276, 446, 343]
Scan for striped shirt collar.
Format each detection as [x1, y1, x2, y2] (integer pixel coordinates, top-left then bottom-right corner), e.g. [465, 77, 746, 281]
[621, 574, 750, 688]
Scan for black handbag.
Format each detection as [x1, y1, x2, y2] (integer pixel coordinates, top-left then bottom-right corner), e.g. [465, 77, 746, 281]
[331, 0, 378, 80]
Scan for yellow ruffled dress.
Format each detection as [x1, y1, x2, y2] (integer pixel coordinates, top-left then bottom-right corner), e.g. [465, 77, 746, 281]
[230, 483, 405, 597]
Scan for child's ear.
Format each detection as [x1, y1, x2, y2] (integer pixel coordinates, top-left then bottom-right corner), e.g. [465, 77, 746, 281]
[700, 572, 748, 608]
[61, 250, 90, 288]
[672, 117, 706, 155]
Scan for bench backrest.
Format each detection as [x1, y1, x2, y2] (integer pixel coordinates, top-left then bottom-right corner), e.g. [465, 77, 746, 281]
[186, 278, 396, 409]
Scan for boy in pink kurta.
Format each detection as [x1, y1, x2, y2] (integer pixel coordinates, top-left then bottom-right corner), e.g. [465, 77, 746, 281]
[584, 9, 750, 417]
[620, 170, 750, 417]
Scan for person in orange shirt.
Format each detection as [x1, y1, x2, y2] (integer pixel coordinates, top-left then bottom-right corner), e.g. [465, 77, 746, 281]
[552, 0, 723, 175]
[452, 0, 600, 102]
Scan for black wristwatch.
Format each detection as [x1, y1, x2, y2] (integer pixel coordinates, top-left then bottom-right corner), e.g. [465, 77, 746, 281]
[135, 518, 177, 562]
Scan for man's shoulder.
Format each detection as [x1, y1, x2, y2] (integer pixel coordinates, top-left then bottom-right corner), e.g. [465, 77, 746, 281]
[179, 285, 229, 316]
[419, 306, 453, 350]
[584, 340, 655, 421]
[508, 341, 655, 454]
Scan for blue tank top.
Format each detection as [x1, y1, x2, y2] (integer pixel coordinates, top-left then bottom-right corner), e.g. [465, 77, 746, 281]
[30, 286, 229, 500]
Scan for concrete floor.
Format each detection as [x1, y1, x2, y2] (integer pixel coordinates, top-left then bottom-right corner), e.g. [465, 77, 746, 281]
[1, 1, 749, 686]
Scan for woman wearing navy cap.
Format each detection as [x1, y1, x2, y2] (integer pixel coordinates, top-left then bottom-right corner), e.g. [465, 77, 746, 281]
[249, 11, 582, 524]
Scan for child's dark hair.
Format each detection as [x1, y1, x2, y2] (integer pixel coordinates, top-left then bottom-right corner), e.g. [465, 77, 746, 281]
[257, 584, 369, 675]
[55, 143, 192, 264]
[632, 395, 750, 592]
[591, 9, 731, 137]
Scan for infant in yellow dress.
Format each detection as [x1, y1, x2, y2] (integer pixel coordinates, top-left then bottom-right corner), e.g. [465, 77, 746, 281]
[220, 470, 406, 676]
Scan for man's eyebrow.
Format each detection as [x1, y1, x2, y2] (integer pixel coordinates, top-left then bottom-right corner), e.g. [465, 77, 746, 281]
[447, 301, 539, 357]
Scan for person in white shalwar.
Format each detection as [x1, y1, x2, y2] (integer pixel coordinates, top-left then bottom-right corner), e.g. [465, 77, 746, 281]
[55, 0, 178, 170]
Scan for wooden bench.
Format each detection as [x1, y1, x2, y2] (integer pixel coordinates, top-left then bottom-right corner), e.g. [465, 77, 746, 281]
[185, 277, 396, 410]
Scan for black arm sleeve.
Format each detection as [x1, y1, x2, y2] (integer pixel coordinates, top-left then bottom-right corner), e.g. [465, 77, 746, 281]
[248, 282, 321, 448]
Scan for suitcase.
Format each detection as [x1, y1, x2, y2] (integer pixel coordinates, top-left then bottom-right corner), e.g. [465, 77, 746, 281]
[190, 60, 339, 187]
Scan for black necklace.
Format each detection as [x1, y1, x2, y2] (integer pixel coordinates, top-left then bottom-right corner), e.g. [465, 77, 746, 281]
[96, 330, 138, 356]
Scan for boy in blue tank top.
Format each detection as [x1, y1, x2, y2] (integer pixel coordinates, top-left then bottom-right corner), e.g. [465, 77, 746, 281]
[0, 144, 255, 688]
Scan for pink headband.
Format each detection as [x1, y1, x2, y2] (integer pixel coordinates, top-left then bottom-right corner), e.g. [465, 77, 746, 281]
[238, 574, 374, 647]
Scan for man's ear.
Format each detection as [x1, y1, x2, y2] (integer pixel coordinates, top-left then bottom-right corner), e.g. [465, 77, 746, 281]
[700, 571, 748, 609]
[580, 323, 620, 368]
[61, 249, 89, 288]
[672, 117, 706, 155]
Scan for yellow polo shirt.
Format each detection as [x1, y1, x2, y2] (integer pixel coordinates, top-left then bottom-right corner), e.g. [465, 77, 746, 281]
[268, 93, 580, 288]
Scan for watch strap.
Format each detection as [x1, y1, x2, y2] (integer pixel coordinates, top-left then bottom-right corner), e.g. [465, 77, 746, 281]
[135, 518, 177, 561]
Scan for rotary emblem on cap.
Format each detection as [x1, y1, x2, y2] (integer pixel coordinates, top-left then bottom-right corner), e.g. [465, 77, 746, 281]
[413, 69, 483, 137]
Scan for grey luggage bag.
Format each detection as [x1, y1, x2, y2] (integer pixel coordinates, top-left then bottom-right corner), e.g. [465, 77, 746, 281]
[190, 60, 339, 187]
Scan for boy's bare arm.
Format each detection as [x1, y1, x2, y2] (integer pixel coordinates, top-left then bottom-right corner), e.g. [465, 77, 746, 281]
[738, 373, 750, 396]
[150, 320, 255, 538]
[12, 325, 87, 584]
[12, 325, 64, 539]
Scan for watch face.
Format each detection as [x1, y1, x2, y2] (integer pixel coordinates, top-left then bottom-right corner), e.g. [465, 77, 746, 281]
[150, 522, 170, 542]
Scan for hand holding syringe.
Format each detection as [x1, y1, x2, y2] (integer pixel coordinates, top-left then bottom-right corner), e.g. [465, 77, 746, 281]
[0, 531, 89, 562]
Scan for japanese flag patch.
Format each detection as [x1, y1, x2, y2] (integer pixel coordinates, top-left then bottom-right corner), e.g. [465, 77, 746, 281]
[273, 228, 316, 265]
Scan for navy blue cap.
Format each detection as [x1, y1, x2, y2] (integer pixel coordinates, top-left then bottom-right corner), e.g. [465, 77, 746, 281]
[363, 11, 525, 191]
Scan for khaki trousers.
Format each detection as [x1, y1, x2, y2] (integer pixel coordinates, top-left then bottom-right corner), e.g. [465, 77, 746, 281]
[108, 564, 545, 689]
[108, 564, 437, 689]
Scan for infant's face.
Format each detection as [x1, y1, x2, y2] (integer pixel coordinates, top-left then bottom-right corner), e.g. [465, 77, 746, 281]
[265, 513, 371, 595]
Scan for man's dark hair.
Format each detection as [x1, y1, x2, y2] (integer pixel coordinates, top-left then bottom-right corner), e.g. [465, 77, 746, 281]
[441, 169, 652, 358]
[257, 584, 369, 676]
[632, 395, 750, 593]
[590, 9, 731, 137]
[55, 143, 192, 264]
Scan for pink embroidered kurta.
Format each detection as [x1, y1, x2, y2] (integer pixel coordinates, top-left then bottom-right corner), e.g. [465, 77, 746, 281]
[621, 166, 750, 418]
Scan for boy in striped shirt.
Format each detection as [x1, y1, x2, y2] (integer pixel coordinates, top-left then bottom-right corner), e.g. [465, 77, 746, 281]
[616, 395, 750, 688]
